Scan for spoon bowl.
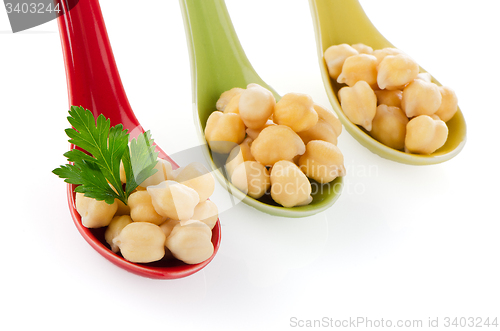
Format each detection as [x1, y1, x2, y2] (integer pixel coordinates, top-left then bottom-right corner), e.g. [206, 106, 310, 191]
[309, 0, 466, 165]
[57, 0, 220, 279]
[180, 0, 343, 217]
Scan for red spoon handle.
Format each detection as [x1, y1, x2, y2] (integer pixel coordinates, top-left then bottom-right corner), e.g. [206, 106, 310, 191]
[57, 0, 141, 130]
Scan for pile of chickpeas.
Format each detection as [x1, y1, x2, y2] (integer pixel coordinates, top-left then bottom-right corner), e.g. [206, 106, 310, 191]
[75, 158, 218, 264]
[204, 83, 346, 208]
[324, 43, 458, 154]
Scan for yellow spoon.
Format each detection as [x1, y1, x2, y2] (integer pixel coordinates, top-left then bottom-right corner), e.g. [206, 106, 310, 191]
[309, 0, 466, 165]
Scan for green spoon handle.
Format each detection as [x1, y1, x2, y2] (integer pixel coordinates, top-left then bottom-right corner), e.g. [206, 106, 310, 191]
[180, 0, 263, 94]
[180, 0, 279, 129]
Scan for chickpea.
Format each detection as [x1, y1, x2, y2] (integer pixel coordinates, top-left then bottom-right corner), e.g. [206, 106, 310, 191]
[139, 158, 173, 188]
[298, 119, 338, 145]
[75, 193, 118, 228]
[166, 220, 214, 265]
[238, 83, 276, 129]
[273, 93, 318, 132]
[223, 94, 241, 114]
[401, 80, 442, 118]
[192, 200, 219, 230]
[351, 43, 373, 54]
[128, 190, 167, 225]
[377, 54, 419, 90]
[114, 198, 130, 216]
[159, 219, 179, 260]
[121, 151, 173, 187]
[434, 86, 458, 122]
[231, 161, 271, 199]
[173, 162, 215, 202]
[405, 115, 448, 154]
[372, 47, 406, 65]
[205, 111, 246, 154]
[119, 141, 132, 183]
[338, 80, 377, 131]
[246, 120, 275, 140]
[337, 54, 378, 88]
[147, 180, 200, 221]
[297, 196, 313, 206]
[313, 103, 342, 136]
[370, 105, 409, 150]
[298, 104, 342, 145]
[270, 160, 312, 207]
[119, 160, 126, 184]
[250, 125, 306, 166]
[298, 140, 346, 184]
[113, 222, 166, 263]
[416, 72, 432, 82]
[105, 215, 132, 253]
[225, 137, 255, 178]
[375, 89, 403, 108]
[216, 87, 244, 111]
[159, 219, 180, 238]
[158, 219, 179, 259]
[324, 43, 359, 80]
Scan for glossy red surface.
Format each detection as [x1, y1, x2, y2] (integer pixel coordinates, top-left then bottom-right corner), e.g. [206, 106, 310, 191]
[57, 0, 221, 279]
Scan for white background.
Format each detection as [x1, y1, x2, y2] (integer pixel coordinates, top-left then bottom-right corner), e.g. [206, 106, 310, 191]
[1, 1, 499, 330]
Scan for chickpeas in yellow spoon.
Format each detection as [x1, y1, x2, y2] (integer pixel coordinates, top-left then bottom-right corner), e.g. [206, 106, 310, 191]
[309, 0, 466, 165]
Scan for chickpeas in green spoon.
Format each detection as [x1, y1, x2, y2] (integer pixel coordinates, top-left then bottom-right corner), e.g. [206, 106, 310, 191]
[180, 0, 344, 217]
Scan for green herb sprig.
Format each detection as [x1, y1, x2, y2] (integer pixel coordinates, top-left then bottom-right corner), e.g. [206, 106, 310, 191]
[53, 106, 158, 205]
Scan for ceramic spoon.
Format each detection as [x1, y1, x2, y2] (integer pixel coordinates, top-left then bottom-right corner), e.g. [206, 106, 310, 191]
[57, 0, 220, 279]
[180, 0, 343, 218]
[309, 0, 467, 165]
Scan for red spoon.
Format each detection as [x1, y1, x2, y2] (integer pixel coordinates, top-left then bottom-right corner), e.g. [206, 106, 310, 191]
[57, 0, 221, 279]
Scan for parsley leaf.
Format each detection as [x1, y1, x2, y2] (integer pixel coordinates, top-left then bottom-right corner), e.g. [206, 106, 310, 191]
[53, 159, 119, 204]
[53, 106, 158, 205]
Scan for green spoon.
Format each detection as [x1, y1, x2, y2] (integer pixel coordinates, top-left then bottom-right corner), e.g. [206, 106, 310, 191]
[309, 0, 467, 165]
[180, 0, 343, 218]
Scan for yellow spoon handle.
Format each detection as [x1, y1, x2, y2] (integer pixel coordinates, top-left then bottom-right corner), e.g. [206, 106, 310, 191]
[309, 0, 391, 49]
